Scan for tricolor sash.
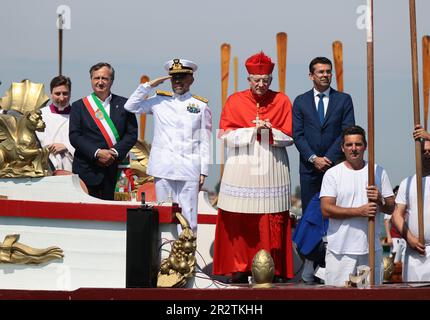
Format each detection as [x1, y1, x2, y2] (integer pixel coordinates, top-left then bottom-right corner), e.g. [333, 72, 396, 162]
[82, 93, 120, 148]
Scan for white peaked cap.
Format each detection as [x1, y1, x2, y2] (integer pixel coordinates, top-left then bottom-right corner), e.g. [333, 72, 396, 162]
[164, 58, 198, 74]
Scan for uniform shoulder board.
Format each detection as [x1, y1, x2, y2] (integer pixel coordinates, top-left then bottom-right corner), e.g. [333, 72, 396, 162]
[192, 95, 208, 103]
[156, 90, 173, 97]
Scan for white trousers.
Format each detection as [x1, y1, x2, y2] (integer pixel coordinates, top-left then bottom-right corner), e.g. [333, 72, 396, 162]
[404, 245, 430, 281]
[155, 178, 199, 234]
[325, 249, 383, 287]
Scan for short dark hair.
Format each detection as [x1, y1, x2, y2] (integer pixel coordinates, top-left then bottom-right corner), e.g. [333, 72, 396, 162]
[309, 57, 332, 73]
[342, 125, 367, 146]
[89, 62, 115, 81]
[50, 75, 72, 92]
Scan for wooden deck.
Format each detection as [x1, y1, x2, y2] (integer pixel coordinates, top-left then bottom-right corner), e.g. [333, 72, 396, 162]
[0, 282, 429, 300]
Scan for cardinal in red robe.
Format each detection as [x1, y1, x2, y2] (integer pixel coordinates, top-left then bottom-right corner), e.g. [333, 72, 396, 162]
[213, 52, 294, 283]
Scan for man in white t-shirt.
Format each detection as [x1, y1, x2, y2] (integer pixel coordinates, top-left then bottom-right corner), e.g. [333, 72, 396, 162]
[320, 125, 395, 286]
[392, 124, 430, 281]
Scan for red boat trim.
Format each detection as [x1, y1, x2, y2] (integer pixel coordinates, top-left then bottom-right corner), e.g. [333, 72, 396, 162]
[198, 213, 217, 224]
[0, 199, 178, 223]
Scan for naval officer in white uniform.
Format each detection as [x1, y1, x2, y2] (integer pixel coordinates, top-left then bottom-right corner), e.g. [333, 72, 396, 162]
[125, 58, 212, 233]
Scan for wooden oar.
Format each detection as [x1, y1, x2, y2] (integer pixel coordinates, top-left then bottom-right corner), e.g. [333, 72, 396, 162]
[220, 43, 231, 178]
[234, 56, 238, 93]
[422, 35, 430, 130]
[366, 0, 376, 286]
[409, 0, 424, 245]
[57, 14, 63, 76]
[139, 75, 150, 141]
[276, 32, 287, 94]
[221, 44, 231, 106]
[332, 41, 344, 92]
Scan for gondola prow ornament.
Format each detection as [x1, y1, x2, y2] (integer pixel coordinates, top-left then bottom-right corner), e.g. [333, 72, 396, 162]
[0, 80, 50, 177]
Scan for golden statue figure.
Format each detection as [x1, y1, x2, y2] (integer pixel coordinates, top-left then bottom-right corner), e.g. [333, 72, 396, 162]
[0, 80, 50, 177]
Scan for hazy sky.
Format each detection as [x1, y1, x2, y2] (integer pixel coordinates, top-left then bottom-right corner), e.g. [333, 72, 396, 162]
[1, 0, 430, 192]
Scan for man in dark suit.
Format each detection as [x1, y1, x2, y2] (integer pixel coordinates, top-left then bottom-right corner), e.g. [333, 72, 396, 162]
[293, 56, 355, 213]
[293, 57, 355, 284]
[69, 62, 138, 200]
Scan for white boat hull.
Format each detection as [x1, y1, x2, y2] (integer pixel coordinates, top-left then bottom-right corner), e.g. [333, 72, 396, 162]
[0, 175, 218, 290]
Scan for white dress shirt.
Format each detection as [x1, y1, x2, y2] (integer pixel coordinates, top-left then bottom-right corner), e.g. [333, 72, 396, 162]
[313, 87, 331, 117]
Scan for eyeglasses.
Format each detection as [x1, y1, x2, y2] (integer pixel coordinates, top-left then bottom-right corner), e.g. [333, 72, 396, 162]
[249, 76, 271, 84]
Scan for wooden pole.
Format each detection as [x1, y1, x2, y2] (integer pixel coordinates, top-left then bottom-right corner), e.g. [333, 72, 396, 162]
[423, 35, 430, 130]
[276, 32, 287, 94]
[221, 44, 231, 107]
[409, 0, 425, 245]
[366, 0, 376, 286]
[220, 43, 231, 178]
[58, 14, 63, 76]
[234, 56, 238, 93]
[139, 75, 150, 141]
[332, 41, 344, 92]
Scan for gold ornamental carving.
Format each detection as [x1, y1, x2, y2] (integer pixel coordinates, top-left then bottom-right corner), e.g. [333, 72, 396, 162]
[0, 80, 50, 177]
[251, 249, 275, 288]
[157, 212, 197, 288]
[0, 234, 64, 264]
[383, 255, 395, 282]
[129, 139, 154, 187]
[0, 80, 49, 114]
[114, 139, 154, 201]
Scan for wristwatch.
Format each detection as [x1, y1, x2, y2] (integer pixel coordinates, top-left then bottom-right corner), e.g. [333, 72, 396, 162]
[309, 154, 317, 164]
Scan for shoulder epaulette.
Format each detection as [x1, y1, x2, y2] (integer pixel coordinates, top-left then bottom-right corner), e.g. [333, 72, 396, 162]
[192, 95, 208, 103]
[156, 90, 173, 97]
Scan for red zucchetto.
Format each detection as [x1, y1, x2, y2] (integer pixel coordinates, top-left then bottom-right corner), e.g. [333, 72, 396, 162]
[245, 51, 275, 75]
